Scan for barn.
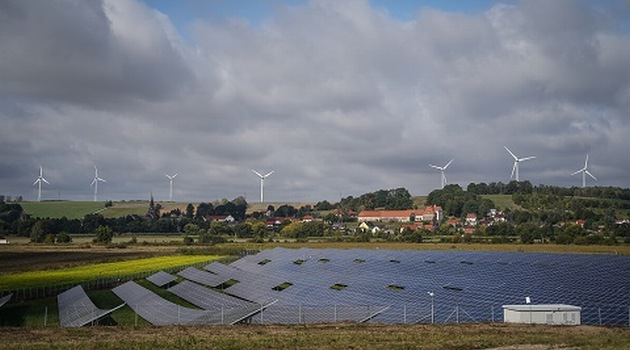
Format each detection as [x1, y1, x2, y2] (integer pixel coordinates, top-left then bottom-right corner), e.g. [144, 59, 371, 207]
[502, 304, 581, 325]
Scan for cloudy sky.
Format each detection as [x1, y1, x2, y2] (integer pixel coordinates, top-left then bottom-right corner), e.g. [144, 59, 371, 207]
[1, 0, 629, 203]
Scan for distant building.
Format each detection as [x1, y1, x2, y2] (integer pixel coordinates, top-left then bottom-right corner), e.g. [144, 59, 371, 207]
[503, 304, 581, 325]
[357, 206, 442, 223]
[465, 213, 477, 226]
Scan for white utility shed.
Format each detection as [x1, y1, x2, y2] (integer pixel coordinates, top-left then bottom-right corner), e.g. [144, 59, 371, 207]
[502, 304, 581, 325]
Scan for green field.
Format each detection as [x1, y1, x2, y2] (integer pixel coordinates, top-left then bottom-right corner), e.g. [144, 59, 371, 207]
[19, 201, 107, 219]
[482, 194, 520, 210]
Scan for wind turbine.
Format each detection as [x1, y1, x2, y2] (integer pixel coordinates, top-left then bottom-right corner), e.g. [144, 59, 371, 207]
[33, 166, 50, 202]
[90, 166, 106, 202]
[251, 169, 274, 203]
[571, 154, 597, 188]
[429, 159, 453, 189]
[504, 146, 535, 181]
[165, 172, 178, 201]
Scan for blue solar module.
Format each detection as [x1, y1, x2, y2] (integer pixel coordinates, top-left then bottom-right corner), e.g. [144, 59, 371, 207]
[146, 271, 177, 287]
[58, 285, 124, 327]
[219, 247, 630, 325]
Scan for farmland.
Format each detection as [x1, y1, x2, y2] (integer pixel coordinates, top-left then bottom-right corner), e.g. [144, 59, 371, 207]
[0, 254, 221, 291]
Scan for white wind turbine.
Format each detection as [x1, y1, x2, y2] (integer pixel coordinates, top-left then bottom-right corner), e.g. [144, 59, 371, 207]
[165, 172, 178, 201]
[251, 169, 274, 203]
[429, 159, 453, 189]
[33, 166, 50, 202]
[90, 166, 106, 202]
[571, 154, 597, 188]
[504, 146, 536, 181]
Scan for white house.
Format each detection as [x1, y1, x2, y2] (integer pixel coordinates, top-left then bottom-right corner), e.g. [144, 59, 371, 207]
[502, 304, 581, 325]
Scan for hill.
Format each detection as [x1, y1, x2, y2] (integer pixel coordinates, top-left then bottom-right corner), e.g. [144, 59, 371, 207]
[19, 201, 107, 219]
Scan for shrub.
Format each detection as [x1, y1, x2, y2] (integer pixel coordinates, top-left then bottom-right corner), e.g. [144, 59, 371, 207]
[56, 231, 72, 244]
[93, 225, 114, 244]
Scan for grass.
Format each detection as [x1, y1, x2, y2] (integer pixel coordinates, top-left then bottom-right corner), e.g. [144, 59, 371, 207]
[0, 255, 222, 291]
[0, 323, 628, 349]
[482, 194, 520, 211]
[19, 201, 107, 219]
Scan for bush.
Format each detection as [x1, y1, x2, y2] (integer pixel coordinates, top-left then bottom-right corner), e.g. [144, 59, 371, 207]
[56, 231, 72, 244]
[183, 236, 194, 245]
[93, 225, 114, 244]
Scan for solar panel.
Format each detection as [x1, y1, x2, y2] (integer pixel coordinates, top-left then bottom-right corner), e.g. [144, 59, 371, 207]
[112, 281, 272, 325]
[216, 247, 630, 326]
[146, 271, 177, 287]
[57, 285, 124, 327]
[0, 293, 12, 308]
[177, 267, 228, 287]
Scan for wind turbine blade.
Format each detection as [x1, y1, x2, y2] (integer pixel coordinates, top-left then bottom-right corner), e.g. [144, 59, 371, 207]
[519, 156, 536, 162]
[571, 169, 583, 176]
[42, 178, 50, 184]
[90, 179, 96, 186]
[511, 162, 517, 179]
[429, 164, 442, 170]
[172, 173, 178, 178]
[585, 170, 597, 181]
[99, 178, 106, 183]
[33, 179, 40, 186]
[251, 169, 263, 178]
[264, 171, 274, 177]
[443, 159, 454, 169]
[504, 146, 517, 160]
[39, 166, 43, 177]
[584, 154, 589, 168]
[164, 173, 170, 179]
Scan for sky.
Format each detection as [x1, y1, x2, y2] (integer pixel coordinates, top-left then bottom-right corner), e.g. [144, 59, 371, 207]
[1, 0, 630, 204]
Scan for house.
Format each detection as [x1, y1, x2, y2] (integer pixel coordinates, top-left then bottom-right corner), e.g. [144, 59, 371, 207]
[575, 219, 586, 228]
[465, 213, 477, 226]
[301, 215, 313, 222]
[205, 215, 235, 223]
[446, 218, 460, 227]
[357, 206, 443, 223]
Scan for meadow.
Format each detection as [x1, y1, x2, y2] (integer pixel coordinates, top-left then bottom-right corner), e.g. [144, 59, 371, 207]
[19, 201, 107, 219]
[0, 323, 629, 350]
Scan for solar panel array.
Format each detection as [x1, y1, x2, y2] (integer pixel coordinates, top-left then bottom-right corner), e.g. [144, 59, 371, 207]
[57, 285, 124, 327]
[112, 281, 266, 325]
[221, 247, 630, 325]
[92, 248, 630, 326]
[146, 271, 177, 287]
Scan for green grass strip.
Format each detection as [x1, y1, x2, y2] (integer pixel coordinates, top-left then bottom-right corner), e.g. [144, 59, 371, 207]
[0, 255, 221, 291]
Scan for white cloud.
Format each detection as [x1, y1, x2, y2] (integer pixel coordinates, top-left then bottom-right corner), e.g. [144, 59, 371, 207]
[1, 0, 629, 202]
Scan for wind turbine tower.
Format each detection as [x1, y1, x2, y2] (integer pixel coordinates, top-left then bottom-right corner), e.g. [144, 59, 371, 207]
[251, 169, 274, 203]
[165, 172, 178, 201]
[33, 166, 50, 202]
[429, 159, 453, 189]
[90, 166, 106, 202]
[572, 154, 597, 188]
[504, 146, 535, 181]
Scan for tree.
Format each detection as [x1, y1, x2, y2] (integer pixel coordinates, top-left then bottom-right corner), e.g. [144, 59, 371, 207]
[30, 221, 46, 243]
[93, 225, 114, 244]
[516, 222, 540, 244]
[185, 203, 195, 219]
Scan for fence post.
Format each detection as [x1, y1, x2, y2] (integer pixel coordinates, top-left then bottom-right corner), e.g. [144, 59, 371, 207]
[598, 308, 602, 325]
[334, 304, 337, 323]
[44, 306, 48, 327]
[221, 304, 224, 324]
[299, 304, 302, 324]
[403, 305, 407, 324]
[135, 304, 138, 327]
[260, 304, 264, 324]
[456, 305, 459, 324]
[491, 305, 494, 323]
